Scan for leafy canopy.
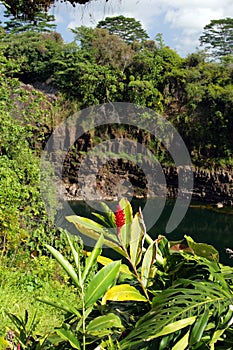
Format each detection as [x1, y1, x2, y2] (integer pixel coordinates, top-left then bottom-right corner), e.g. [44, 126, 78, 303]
[97, 15, 149, 44]
[199, 17, 233, 60]
[3, 9, 56, 33]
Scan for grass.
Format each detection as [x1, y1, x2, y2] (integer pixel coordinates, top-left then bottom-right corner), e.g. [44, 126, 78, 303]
[0, 254, 80, 337]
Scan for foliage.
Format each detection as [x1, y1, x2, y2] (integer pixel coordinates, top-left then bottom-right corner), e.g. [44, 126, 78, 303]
[52, 47, 125, 105]
[72, 26, 134, 72]
[1, 13, 232, 167]
[1, 0, 97, 20]
[38, 232, 125, 349]
[97, 15, 149, 44]
[3, 198, 230, 349]
[2, 30, 63, 82]
[3, 9, 56, 34]
[0, 253, 79, 338]
[0, 37, 65, 257]
[62, 198, 233, 349]
[199, 17, 233, 60]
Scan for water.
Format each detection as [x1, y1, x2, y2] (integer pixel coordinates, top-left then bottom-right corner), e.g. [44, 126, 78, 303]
[69, 199, 233, 266]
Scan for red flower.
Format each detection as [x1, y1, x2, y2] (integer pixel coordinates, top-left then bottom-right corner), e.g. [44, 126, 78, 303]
[115, 204, 125, 234]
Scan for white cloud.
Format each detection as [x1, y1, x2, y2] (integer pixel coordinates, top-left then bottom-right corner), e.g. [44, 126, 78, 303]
[51, 0, 233, 56]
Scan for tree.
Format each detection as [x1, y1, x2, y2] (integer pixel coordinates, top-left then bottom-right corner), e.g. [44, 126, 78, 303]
[72, 26, 133, 71]
[0, 0, 107, 20]
[3, 9, 56, 33]
[199, 18, 233, 60]
[2, 30, 63, 82]
[97, 15, 149, 44]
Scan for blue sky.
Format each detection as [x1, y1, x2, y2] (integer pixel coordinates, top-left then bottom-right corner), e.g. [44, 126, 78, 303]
[1, 0, 233, 56]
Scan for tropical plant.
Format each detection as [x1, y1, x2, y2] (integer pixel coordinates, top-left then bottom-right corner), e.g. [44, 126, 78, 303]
[38, 232, 127, 349]
[65, 198, 233, 349]
[5, 198, 233, 349]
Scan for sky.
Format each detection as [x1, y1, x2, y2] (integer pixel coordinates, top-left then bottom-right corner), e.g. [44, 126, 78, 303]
[1, 0, 233, 56]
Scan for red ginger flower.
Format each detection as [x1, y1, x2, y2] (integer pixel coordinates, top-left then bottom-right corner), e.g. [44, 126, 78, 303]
[115, 204, 125, 234]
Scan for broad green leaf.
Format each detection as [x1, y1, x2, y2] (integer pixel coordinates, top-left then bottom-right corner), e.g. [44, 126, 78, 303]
[119, 198, 133, 247]
[37, 298, 81, 316]
[185, 235, 219, 261]
[85, 261, 121, 308]
[82, 234, 104, 282]
[147, 316, 196, 340]
[45, 244, 80, 288]
[86, 313, 123, 336]
[55, 328, 81, 349]
[172, 330, 190, 350]
[102, 284, 148, 305]
[120, 279, 231, 349]
[130, 212, 144, 267]
[141, 240, 157, 288]
[67, 215, 127, 257]
[86, 253, 134, 277]
[66, 215, 108, 235]
[189, 309, 209, 345]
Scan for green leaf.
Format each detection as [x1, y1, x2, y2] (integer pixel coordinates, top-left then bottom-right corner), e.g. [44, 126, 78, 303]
[185, 235, 219, 262]
[66, 215, 107, 235]
[172, 330, 190, 350]
[66, 215, 127, 257]
[82, 234, 104, 282]
[120, 279, 233, 349]
[189, 309, 209, 345]
[141, 240, 157, 288]
[98, 201, 116, 227]
[119, 198, 133, 248]
[102, 284, 148, 304]
[156, 236, 170, 267]
[45, 244, 80, 288]
[86, 313, 123, 336]
[65, 232, 80, 272]
[130, 212, 144, 267]
[37, 298, 81, 317]
[209, 329, 226, 350]
[55, 328, 81, 349]
[85, 261, 121, 308]
[7, 312, 24, 331]
[92, 212, 113, 228]
[87, 253, 134, 277]
[149, 317, 196, 340]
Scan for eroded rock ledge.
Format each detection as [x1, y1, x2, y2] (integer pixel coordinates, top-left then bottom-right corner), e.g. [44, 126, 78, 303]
[62, 160, 233, 206]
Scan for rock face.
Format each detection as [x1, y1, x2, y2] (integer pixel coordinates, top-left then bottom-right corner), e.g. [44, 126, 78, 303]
[192, 168, 233, 204]
[47, 128, 232, 205]
[62, 156, 233, 205]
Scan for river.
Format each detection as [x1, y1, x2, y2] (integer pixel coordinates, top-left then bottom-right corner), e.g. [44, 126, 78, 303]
[68, 199, 233, 266]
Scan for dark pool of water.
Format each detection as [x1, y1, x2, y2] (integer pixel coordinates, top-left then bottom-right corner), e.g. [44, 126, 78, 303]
[68, 198, 233, 266]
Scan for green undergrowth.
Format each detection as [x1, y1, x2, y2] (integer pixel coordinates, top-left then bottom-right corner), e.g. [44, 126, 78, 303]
[0, 254, 79, 337]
